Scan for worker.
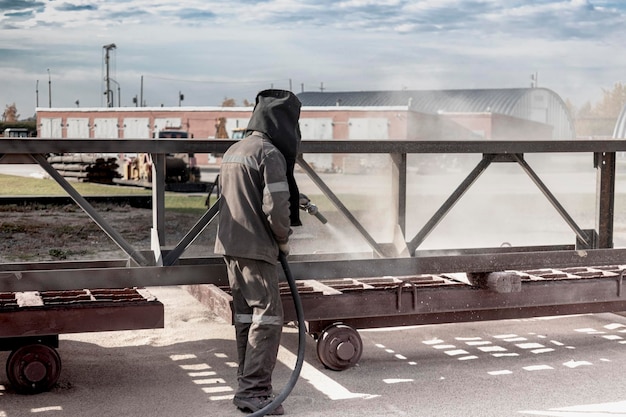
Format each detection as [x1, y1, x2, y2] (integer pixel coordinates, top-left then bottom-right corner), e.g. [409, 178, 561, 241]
[215, 89, 302, 415]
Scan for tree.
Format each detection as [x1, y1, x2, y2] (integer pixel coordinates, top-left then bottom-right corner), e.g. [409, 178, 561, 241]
[577, 101, 593, 119]
[568, 83, 626, 137]
[593, 82, 626, 119]
[2, 103, 19, 122]
[221, 97, 254, 107]
[221, 97, 236, 107]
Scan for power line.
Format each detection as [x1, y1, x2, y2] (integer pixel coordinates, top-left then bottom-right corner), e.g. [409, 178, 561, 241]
[143, 75, 289, 85]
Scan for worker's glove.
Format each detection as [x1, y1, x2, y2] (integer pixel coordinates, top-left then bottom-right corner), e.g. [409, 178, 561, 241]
[299, 193, 311, 208]
[278, 242, 290, 256]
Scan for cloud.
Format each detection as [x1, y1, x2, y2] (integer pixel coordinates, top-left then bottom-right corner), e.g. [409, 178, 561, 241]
[5, 8, 34, 18]
[1, 0, 626, 117]
[54, 3, 98, 12]
[0, 0, 45, 10]
[178, 8, 216, 19]
[0, 0, 44, 26]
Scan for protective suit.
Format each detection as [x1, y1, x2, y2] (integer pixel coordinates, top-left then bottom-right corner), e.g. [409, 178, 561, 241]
[214, 89, 301, 414]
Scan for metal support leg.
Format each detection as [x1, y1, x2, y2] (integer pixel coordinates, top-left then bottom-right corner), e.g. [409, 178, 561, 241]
[390, 153, 407, 237]
[151, 153, 166, 265]
[595, 152, 616, 248]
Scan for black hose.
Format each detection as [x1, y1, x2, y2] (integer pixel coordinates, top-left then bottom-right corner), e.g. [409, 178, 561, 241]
[247, 252, 306, 416]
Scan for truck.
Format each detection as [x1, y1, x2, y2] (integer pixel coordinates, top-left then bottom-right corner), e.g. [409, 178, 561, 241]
[117, 127, 208, 191]
[3, 128, 32, 138]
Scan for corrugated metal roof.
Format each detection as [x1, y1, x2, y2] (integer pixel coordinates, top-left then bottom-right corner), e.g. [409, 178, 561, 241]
[298, 88, 533, 113]
[297, 88, 575, 139]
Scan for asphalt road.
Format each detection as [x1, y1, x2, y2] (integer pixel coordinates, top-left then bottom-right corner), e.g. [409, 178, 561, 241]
[2, 286, 626, 417]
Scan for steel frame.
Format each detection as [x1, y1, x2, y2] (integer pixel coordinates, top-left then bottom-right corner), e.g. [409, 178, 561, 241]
[1, 137, 626, 323]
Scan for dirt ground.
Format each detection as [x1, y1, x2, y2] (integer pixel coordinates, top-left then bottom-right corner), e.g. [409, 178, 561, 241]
[0, 202, 217, 263]
[0, 199, 370, 264]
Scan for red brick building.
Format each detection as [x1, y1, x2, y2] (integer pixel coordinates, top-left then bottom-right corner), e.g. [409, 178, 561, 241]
[36, 88, 571, 169]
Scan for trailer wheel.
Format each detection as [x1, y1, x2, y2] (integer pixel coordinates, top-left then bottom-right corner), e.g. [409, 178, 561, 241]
[6, 343, 62, 394]
[316, 323, 363, 371]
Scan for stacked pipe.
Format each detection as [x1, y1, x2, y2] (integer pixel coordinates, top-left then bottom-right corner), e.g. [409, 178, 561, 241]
[47, 154, 121, 184]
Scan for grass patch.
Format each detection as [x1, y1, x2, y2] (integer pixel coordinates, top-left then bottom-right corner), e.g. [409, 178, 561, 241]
[48, 248, 90, 260]
[166, 194, 213, 215]
[0, 173, 216, 214]
[0, 174, 151, 196]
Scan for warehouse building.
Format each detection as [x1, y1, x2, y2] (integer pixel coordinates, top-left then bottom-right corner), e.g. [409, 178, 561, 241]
[36, 87, 575, 169]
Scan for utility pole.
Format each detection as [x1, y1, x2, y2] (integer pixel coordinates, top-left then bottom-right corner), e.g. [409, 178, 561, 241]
[103, 43, 117, 107]
[47, 68, 51, 107]
[530, 72, 539, 88]
[36, 80, 39, 108]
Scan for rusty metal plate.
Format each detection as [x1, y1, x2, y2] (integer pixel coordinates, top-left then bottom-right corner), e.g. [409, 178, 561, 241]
[0, 288, 164, 340]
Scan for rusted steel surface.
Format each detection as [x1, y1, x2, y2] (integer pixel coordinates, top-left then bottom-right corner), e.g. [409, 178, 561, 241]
[193, 265, 626, 333]
[0, 288, 164, 340]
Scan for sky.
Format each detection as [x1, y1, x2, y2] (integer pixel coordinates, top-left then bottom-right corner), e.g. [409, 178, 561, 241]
[1, 0, 626, 118]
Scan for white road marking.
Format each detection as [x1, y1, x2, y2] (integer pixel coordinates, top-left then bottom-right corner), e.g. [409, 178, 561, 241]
[277, 346, 377, 400]
[458, 355, 479, 361]
[575, 328, 606, 334]
[466, 340, 493, 346]
[504, 337, 528, 342]
[179, 363, 211, 371]
[478, 345, 507, 352]
[523, 365, 553, 371]
[423, 338, 445, 345]
[488, 370, 513, 375]
[189, 371, 216, 377]
[563, 360, 592, 368]
[445, 349, 469, 356]
[170, 354, 197, 361]
[605, 323, 626, 330]
[531, 348, 555, 354]
[516, 342, 545, 349]
[383, 378, 414, 384]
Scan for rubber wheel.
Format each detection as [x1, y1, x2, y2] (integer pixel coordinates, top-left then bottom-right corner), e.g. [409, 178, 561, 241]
[6, 344, 62, 394]
[316, 323, 363, 371]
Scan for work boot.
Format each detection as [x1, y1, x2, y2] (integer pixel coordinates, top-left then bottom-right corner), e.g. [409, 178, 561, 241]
[233, 395, 285, 415]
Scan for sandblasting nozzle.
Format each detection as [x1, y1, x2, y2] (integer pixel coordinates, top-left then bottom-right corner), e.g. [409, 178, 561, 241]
[299, 194, 328, 224]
